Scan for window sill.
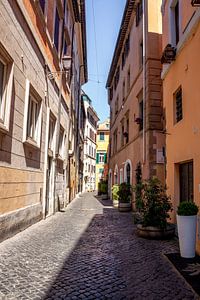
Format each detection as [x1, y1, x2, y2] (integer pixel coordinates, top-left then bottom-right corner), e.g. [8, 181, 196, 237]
[0, 121, 9, 134]
[23, 137, 40, 149]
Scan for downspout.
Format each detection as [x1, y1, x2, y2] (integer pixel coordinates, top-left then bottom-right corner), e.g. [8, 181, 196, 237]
[67, 23, 75, 201]
[142, 0, 147, 165]
[54, 65, 63, 213]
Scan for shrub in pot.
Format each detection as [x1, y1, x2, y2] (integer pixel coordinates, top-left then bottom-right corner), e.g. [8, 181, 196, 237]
[117, 182, 132, 212]
[134, 177, 174, 239]
[177, 201, 199, 258]
[101, 181, 108, 200]
[111, 184, 119, 207]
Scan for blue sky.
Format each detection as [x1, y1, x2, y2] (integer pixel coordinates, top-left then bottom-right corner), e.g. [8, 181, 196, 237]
[82, 0, 126, 122]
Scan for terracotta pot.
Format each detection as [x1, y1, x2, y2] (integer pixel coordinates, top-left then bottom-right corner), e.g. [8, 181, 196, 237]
[137, 224, 175, 239]
[118, 202, 132, 212]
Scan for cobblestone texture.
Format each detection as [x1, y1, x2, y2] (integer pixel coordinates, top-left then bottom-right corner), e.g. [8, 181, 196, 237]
[0, 193, 198, 299]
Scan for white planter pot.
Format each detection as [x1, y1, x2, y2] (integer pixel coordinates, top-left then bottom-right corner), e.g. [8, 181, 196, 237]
[177, 215, 197, 258]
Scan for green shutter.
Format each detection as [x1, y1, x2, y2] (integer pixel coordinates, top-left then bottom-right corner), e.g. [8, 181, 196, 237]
[96, 153, 99, 163]
[104, 153, 107, 163]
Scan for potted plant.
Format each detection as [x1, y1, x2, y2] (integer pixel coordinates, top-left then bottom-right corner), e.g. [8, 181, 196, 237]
[111, 184, 119, 207]
[117, 182, 132, 212]
[135, 177, 175, 239]
[177, 201, 199, 258]
[101, 180, 109, 200]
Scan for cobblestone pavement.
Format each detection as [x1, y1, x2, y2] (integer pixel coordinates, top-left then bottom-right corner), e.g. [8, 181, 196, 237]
[0, 193, 198, 300]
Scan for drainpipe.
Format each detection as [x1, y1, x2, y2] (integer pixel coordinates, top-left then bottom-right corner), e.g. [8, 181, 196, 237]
[142, 0, 147, 165]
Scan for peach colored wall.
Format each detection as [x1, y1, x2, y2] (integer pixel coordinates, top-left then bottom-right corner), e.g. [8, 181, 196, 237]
[162, 0, 197, 50]
[162, 2, 200, 253]
[109, 0, 165, 189]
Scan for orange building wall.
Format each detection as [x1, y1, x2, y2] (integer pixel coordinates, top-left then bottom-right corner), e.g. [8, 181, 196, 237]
[162, 2, 200, 253]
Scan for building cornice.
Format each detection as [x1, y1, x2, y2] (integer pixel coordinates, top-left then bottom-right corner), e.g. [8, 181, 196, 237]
[80, 0, 88, 82]
[106, 0, 136, 88]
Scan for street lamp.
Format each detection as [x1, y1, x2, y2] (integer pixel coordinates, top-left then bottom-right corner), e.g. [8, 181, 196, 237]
[62, 55, 72, 70]
[161, 44, 176, 64]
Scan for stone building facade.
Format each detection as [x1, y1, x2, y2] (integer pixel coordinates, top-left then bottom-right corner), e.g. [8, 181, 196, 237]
[0, 0, 87, 241]
[82, 91, 99, 192]
[161, 0, 200, 253]
[107, 0, 165, 201]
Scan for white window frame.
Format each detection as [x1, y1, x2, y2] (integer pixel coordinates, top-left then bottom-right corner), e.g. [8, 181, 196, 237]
[23, 79, 42, 148]
[58, 126, 65, 160]
[48, 113, 56, 152]
[99, 153, 105, 164]
[0, 50, 14, 133]
[169, 0, 181, 47]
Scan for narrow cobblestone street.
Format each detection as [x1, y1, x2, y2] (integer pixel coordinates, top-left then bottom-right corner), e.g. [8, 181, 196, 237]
[0, 193, 198, 300]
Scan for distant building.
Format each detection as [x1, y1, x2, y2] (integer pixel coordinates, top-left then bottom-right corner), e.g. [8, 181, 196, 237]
[96, 119, 110, 190]
[106, 0, 164, 201]
[161, 0, 200, 254]
[82, 92, 99, 192]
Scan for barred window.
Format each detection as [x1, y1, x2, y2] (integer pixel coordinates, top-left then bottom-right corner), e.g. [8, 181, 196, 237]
[175, 88, 182, 123]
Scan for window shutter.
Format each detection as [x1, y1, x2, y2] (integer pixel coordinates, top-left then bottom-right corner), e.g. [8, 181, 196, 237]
[104, 153, 107, 163]
[96, 153, 99, 163]
[23, 79, 30, 142]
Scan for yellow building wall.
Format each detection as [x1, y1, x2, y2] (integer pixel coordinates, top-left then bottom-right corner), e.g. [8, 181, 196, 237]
[96, 131, 109, 189]
[163, 19, 200, 253]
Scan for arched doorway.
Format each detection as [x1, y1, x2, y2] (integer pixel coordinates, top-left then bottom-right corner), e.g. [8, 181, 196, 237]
[126, 163, 131, 184]
[124, 159, 132, 184]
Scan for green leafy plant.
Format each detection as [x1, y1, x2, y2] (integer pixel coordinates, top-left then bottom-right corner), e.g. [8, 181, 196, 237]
[101, 181, 108, 195]
[134, 162, 143, 210]
[112, 184, 119, 201]
[134, 177, 172, 229]
[177, 201, 199, 216]
[117, 182, 132, 203]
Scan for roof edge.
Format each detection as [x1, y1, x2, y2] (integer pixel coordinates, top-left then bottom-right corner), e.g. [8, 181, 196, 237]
[106, 0, 135, 88]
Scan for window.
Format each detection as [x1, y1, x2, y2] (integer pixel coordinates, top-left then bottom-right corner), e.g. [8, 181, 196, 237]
[39, 0, 45, 13]
[126, 163, 131, 184]
[99, 153, 105, 163]
[113, 129, 118, 154]
[23, 80, 42, 147]
[122, 80, 125, 102]
[136, 0, 143, 26]
[179, 161, 193, 202]
[115, 97, 119, 115]
[27, 96, 40, 141]
[170, 1, 180, 46]
[99, 168, 104, 174]
[114, 66, 120, 90]
[125, 34, 130, 57]
[126, 118, 129, 143]
[139, 100, 143, 131]
[175, 1, 179, 44]
[48, 115, 56, 151]
[140, 41, 143, 67]
[127, 68, 130, 93]
[109, 86, 113, 101]
[174, 88, 182, 123]
[99, 132, 105, 141]
[121, 121, 124, 147]
[122, 52, 125, 69]
[0, 47, 14, 132]
[54, 6, 60, 52]
[58, 127, 65, 158]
